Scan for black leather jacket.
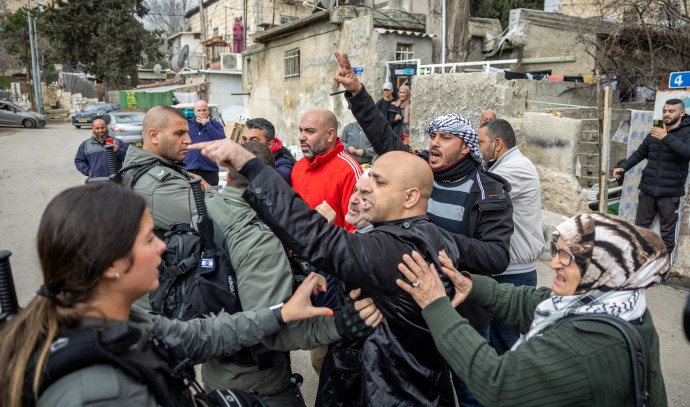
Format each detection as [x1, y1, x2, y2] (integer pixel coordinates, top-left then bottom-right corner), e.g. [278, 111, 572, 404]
[240, 159, 468, 406]
[345, 85, 514, 332]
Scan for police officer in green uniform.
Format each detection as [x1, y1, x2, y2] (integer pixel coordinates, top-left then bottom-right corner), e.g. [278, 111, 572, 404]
[121, 105, 208, 231]
[0, 183, 354, 407]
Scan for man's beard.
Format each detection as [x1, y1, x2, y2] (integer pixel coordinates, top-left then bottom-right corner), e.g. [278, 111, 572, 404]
[93, 131, 108, 142]
[665, 115, 681, 127]
[301, 139, 328, 159]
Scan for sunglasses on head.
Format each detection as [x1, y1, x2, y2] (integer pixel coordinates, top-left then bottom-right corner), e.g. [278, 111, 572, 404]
[550, 240, 575, 266]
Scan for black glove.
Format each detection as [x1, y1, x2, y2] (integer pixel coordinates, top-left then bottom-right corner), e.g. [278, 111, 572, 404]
[333, 295, 376, 340]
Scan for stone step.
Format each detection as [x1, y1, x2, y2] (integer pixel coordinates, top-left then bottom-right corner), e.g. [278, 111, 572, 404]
[45, 109, 71, 122]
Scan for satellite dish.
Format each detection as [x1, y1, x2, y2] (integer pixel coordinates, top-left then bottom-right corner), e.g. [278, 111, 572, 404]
[153, 64, 162, 74]
[170, 45, 189, 72]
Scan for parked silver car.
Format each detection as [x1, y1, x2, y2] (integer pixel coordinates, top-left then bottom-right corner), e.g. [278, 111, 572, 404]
[103, 112, 144, 147]
[0, 100, 46, 128]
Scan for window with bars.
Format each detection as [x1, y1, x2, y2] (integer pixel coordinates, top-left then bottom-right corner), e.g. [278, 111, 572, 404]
[284, 48, 300, 80]
[280, 15, 299, 24]
[396, 43, 414, 61]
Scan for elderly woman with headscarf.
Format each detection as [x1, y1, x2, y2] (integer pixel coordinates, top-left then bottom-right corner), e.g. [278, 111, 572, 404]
[392, 84, 411, 144]
[396, 213, 667, 406]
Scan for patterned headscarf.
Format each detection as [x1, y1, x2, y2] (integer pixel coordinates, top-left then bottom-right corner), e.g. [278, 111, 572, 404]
[552, 213, 669, 294]
[512, 213, 668, 350]
[427, 113, 484, 165]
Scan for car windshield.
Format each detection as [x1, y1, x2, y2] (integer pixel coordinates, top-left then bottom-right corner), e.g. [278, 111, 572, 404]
[83, 104, 106, 112]
[114, 113, 145, 123]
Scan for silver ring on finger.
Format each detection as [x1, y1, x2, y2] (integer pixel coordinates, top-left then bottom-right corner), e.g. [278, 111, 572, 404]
[412, 280, 421, 288]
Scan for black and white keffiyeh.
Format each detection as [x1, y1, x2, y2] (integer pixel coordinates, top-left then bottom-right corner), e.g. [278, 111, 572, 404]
[427, 113, 484, 165]
[512, 213, 668, 350]
[512, 289, 646, 350]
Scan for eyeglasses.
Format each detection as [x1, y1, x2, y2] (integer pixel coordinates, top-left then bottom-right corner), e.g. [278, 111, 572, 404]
[550, 241, 575, 266]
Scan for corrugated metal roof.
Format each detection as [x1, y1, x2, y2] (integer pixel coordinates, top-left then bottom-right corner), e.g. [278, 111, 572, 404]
[373, 28, 435, 38]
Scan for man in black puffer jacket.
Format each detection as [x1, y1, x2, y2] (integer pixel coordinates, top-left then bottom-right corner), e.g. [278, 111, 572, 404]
[614, 98, 690, 258]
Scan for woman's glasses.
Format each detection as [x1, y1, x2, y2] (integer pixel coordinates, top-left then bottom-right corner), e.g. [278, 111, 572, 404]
[550, 241, 575, 266]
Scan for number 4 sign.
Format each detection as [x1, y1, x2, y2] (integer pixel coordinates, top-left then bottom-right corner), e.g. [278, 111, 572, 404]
[669, 72, 690, 89]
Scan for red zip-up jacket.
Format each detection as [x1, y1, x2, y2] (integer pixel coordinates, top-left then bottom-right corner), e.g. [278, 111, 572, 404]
[291, 139, 362, 232]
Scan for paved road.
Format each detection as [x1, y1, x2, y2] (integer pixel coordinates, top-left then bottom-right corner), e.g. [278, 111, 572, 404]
[1, 123, 688, 406]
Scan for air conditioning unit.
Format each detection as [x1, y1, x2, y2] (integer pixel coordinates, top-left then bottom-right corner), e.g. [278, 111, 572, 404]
[221, 53, 243, 71]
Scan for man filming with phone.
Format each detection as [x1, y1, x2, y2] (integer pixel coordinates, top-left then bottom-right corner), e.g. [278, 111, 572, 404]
[74, 118, 128, 177]
[613, 98, 690, 260]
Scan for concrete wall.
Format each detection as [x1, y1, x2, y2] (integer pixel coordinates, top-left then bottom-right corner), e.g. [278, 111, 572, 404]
[243, 13, 432, 145]
[511, 112, 581, 174]
[480, 9, 598, 77]
[206, 72, 244, 122]
[411, 72, 598, 147]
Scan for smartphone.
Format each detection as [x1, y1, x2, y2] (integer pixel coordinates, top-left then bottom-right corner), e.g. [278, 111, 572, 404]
[653, 120, 664, 129]
[106, 138, 114, 144]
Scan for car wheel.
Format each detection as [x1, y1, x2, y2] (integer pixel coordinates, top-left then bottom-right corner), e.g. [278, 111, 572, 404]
[75, 125, 81, 129]
[22, 119, 36, 128]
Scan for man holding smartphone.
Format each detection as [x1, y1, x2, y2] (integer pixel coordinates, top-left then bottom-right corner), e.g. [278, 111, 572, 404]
[613, 98, 690, 261]
[74, 118, 128, 177]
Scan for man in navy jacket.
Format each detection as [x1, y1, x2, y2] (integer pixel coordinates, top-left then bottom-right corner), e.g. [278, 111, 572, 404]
[184, 100, 226, 185]
[74, 118, 127, 177]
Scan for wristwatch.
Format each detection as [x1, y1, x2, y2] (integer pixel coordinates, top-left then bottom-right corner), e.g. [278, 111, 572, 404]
[270, 303, 285, 327]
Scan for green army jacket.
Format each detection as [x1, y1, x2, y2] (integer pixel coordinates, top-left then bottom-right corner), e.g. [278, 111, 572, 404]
[123, 147, 196, 231]
[203, 186, 340, 395]
[38, 306, 281, 406]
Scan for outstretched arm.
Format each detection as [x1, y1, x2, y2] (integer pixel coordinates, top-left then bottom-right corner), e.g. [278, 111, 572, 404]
[334, 52, 410, 155]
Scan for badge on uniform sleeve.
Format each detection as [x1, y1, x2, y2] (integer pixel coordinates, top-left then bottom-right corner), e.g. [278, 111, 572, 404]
[201, 258, 214, 268]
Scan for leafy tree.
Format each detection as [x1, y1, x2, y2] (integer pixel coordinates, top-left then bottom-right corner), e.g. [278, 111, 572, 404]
[576, 0, 690, 93]
[472, 0, 545, 27]
[40, 0, 163, 88]
[0, 9, 53, 84]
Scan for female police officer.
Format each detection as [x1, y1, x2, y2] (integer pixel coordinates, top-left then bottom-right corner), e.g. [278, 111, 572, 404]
[0, 183, 357, 406]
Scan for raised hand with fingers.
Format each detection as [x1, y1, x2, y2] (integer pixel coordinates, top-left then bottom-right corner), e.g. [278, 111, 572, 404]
[438, 249, 472, 307]
[395, 251, 448, 309]
[333, 51, 362, 95]
[315, 200, 337, 224]
[280, 272, 334, 323]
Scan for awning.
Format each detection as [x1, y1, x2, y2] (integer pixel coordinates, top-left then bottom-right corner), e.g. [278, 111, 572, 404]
[373, 28, 435, 38]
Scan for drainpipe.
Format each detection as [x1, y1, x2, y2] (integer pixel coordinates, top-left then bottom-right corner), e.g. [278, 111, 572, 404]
[441, 0, 446, 66]
[243, 0, 247, 52]
[199, 0, 208, 86]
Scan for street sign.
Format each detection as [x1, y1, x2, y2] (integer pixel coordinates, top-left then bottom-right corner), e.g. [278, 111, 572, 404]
[353, 67, 364, 75]
[669, 71, 690, 89]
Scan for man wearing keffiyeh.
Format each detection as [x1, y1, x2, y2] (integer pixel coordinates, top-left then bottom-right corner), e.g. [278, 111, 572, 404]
[334, 51, 514, 406]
